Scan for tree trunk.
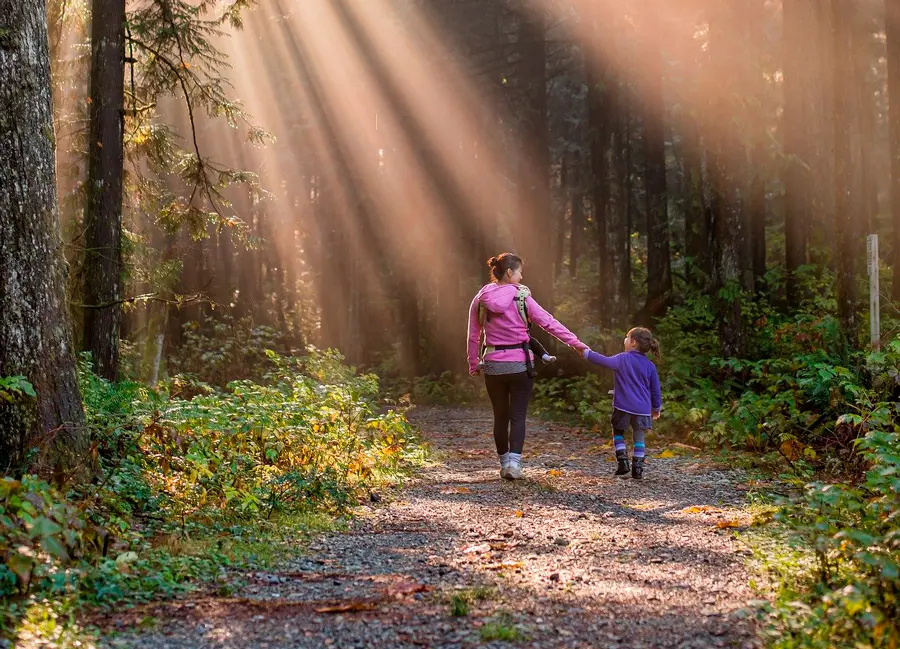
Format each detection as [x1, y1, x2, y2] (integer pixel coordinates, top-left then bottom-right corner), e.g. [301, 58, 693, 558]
[641, 9, 672, 319]
[683, 117, 708, 281]
[517, 7, 553, 309]
[587, 4, 611, 324]
[82, 0, 125, 381]
[832, 0, 860, 345]
[569, 152, 584, 277]
[783, 0, 814, 302]
[889, 0, 900, 300]
[555, 154, 568, 280]
[813, 0, 836, 253]
[607, 80, 630, 325]
[709, 5, 747, 358]
[0, 0, 88, 475]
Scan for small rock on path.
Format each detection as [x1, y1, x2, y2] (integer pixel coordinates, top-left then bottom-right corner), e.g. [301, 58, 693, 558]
[95, 407, 761, 649]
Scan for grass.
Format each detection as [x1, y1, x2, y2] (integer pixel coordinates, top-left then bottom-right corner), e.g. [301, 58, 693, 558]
[446, 586, 495, 617]
[479, 613, 524, 642]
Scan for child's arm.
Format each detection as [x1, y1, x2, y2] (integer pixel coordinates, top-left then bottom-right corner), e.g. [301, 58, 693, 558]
[650, 365, 662, 417]
[466, 296, 482, 375]
[581, 348, 622, 370]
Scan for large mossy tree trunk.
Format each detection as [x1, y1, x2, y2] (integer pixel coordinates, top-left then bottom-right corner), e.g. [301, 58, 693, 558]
[0, 0, 88, 476]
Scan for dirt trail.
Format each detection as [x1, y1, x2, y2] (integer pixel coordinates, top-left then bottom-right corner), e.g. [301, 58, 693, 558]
[97, 407, 760, 649]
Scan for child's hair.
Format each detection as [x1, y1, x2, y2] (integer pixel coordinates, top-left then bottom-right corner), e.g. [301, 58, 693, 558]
[627, 327, 661, 358]
[487, 253, 523, 282]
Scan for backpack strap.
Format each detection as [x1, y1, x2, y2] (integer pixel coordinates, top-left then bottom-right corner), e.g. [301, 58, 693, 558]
[515, 285, 532, 331]
[479, 285, 533, 365]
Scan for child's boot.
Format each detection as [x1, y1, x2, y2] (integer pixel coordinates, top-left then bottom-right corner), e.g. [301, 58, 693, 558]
[615, 450, 631, 477]
[631, 456, 644, 480]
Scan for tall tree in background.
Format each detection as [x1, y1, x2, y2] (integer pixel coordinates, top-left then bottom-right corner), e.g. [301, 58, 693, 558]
[83, 0, 126, 381]
[744, 1, 767, 288]
[831, 0, 860, 343]
[0, 0, 87, 473]
[708, 4, 748, 357]
[517, 6, 553, 309]
[586, 1, 611, 323]
[888, 0, 900, 300]
[640, 4, 672, 318]
[783, 0, 814, 302]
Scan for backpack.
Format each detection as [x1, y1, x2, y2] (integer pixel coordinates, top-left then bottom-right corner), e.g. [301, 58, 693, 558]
[477, 285, 534, 376]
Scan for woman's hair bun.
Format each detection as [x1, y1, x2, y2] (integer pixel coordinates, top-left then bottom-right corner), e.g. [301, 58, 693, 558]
[487, 256, 499, 267]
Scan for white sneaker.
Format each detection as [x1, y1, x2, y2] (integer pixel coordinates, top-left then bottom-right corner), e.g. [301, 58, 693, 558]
[506, 462, 524, 480]
[500, 465, 510, 479]
[542, 354, 557, 363]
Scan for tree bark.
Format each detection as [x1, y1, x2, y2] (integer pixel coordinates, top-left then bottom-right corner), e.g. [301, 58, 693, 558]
[683, 116, 709, 281]
[709, 5, 747, 357]
[569, 151, 584, 277]
[0, 0, 88, 474]
[83, 0, 125, 381]
[783, 0, 814, 302]
[641, 7, 672, 319]
[516, 7, 553, 309]
[555, 154, 568, 280]
[587, 3, 611, 324]
[889, 0, 900, 300]
[832, 0, 860, 345]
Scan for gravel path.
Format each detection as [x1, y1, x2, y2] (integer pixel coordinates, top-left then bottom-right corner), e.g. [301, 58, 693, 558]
[95, 406, 761, 649]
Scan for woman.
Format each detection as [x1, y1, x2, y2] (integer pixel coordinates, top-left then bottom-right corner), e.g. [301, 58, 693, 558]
[467, 253, 587, 479]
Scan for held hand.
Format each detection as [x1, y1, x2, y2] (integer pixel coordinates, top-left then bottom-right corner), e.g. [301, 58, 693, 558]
[652, 410, 661, 420]
[470, 368, 482, 377]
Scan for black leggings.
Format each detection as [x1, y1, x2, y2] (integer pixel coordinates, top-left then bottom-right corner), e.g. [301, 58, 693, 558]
[484, 372, 534, 455]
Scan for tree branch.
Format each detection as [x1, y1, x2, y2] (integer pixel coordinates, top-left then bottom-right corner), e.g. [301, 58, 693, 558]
[77, 292, 211, 310]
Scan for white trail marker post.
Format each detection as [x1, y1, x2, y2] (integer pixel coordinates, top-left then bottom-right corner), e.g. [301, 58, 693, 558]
[867, 233, 880, 348]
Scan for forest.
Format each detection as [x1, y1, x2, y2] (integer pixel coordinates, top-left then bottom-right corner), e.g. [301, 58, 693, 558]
[1, 0, 899, 647]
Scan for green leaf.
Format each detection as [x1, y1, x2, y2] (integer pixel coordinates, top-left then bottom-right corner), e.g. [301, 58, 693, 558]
[7, 553, 33, 585]
[40, 536, 70, 561]
[29, 516, 63, 539]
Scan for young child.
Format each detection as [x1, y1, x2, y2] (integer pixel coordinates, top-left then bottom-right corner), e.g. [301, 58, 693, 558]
[581, 327, 661, 480]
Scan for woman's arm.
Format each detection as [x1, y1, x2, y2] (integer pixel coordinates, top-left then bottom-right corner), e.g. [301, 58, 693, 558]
[525, 296, 583, 348]
[467, 295, 483, 375]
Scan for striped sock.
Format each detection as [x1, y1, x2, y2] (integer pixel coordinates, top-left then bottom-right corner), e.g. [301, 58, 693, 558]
[633, 429, 646, 458]
[613, 432, 627, 456]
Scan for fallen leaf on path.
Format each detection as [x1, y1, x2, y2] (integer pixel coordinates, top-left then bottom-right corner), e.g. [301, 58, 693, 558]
[715, 520, 742, 529]
[658, 450, 676, 459]
[462, 543, 492, 554]
[547, 469, 562, 477]
[441, 486, 473, 494]
[385, 581, 432, 598]
[314, 601, 379, 613]
[484, 561, 524, 571]
[514, 510, 525, 518]
[681, 505, 721, 514]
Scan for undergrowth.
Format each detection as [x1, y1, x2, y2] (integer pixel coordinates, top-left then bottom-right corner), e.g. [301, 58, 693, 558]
[1, 348, 427, 646]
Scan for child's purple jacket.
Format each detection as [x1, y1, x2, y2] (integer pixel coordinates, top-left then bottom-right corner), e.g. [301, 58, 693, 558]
[583, 349, 662, 416]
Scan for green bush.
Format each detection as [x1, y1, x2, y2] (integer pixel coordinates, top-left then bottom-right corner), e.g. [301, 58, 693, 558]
[3, 347, 426, 640]
[757, 426, 900, 648]
[168, 316, 287, 386]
